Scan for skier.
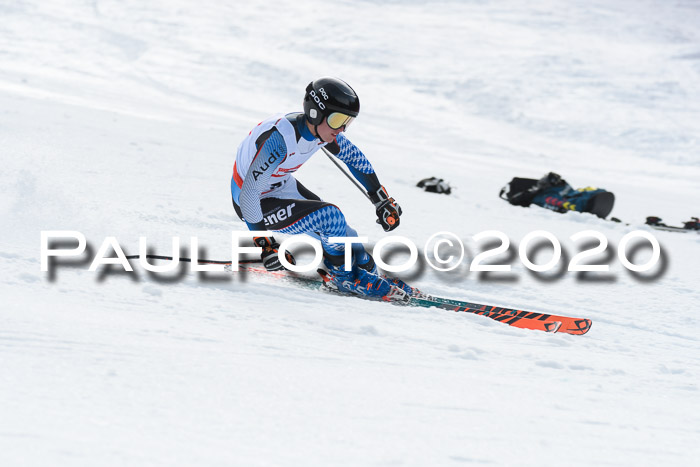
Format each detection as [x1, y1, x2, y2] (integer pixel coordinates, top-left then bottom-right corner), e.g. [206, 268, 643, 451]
[231, 77, 410, 300]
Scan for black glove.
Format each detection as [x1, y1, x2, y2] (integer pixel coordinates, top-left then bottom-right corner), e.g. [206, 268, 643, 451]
[369, 186, 402, 232]
[253, 236, 296, 271]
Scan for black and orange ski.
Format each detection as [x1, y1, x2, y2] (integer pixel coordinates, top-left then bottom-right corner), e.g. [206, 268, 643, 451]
[417, 298, 591, 335]
[231, 264, 574, 335]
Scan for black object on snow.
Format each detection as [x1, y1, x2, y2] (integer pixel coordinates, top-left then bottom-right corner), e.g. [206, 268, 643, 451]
[646, 216, 666, 227]
[587, 191, 615, 219]
[417, 177, 452, 194]
[499, 172, 567, 207]
[647, 216, 700, 232]
[499, 172, 614, 219]
[683, 217, 700, 230]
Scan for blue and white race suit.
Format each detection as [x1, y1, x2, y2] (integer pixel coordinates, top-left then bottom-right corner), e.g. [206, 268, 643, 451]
[231, 112, 382, 263]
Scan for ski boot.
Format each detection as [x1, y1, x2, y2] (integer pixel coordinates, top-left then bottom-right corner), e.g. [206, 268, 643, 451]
[320, 260, 409, 302]
[355, 256, 419, 297]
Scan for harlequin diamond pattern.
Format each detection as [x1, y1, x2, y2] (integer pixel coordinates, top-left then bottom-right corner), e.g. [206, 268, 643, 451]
[277, 205, 348, 254]
[336, 133, 374, 174]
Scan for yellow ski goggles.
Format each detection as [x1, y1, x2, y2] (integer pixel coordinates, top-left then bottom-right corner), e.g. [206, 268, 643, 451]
[326, 112, 355, 130]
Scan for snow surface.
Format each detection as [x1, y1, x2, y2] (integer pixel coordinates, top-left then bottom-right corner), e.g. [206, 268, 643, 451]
[2, 1, 700, 466]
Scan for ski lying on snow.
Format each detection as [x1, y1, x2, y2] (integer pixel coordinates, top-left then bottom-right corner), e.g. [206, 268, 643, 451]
[228, 265, 588, 335]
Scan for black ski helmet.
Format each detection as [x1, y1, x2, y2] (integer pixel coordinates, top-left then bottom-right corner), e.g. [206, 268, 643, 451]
[303, 77, 360, 126]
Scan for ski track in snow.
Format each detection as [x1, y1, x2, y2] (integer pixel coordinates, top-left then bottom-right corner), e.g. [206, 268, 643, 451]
[1, 1, 700, 466]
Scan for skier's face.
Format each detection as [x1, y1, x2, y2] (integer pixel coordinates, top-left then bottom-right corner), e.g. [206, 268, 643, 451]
[316, 117, 345, 143]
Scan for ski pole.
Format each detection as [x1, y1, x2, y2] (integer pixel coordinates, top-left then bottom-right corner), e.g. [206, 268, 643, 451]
[321, 147, 371, 200]
[125, 254, 261, 265]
